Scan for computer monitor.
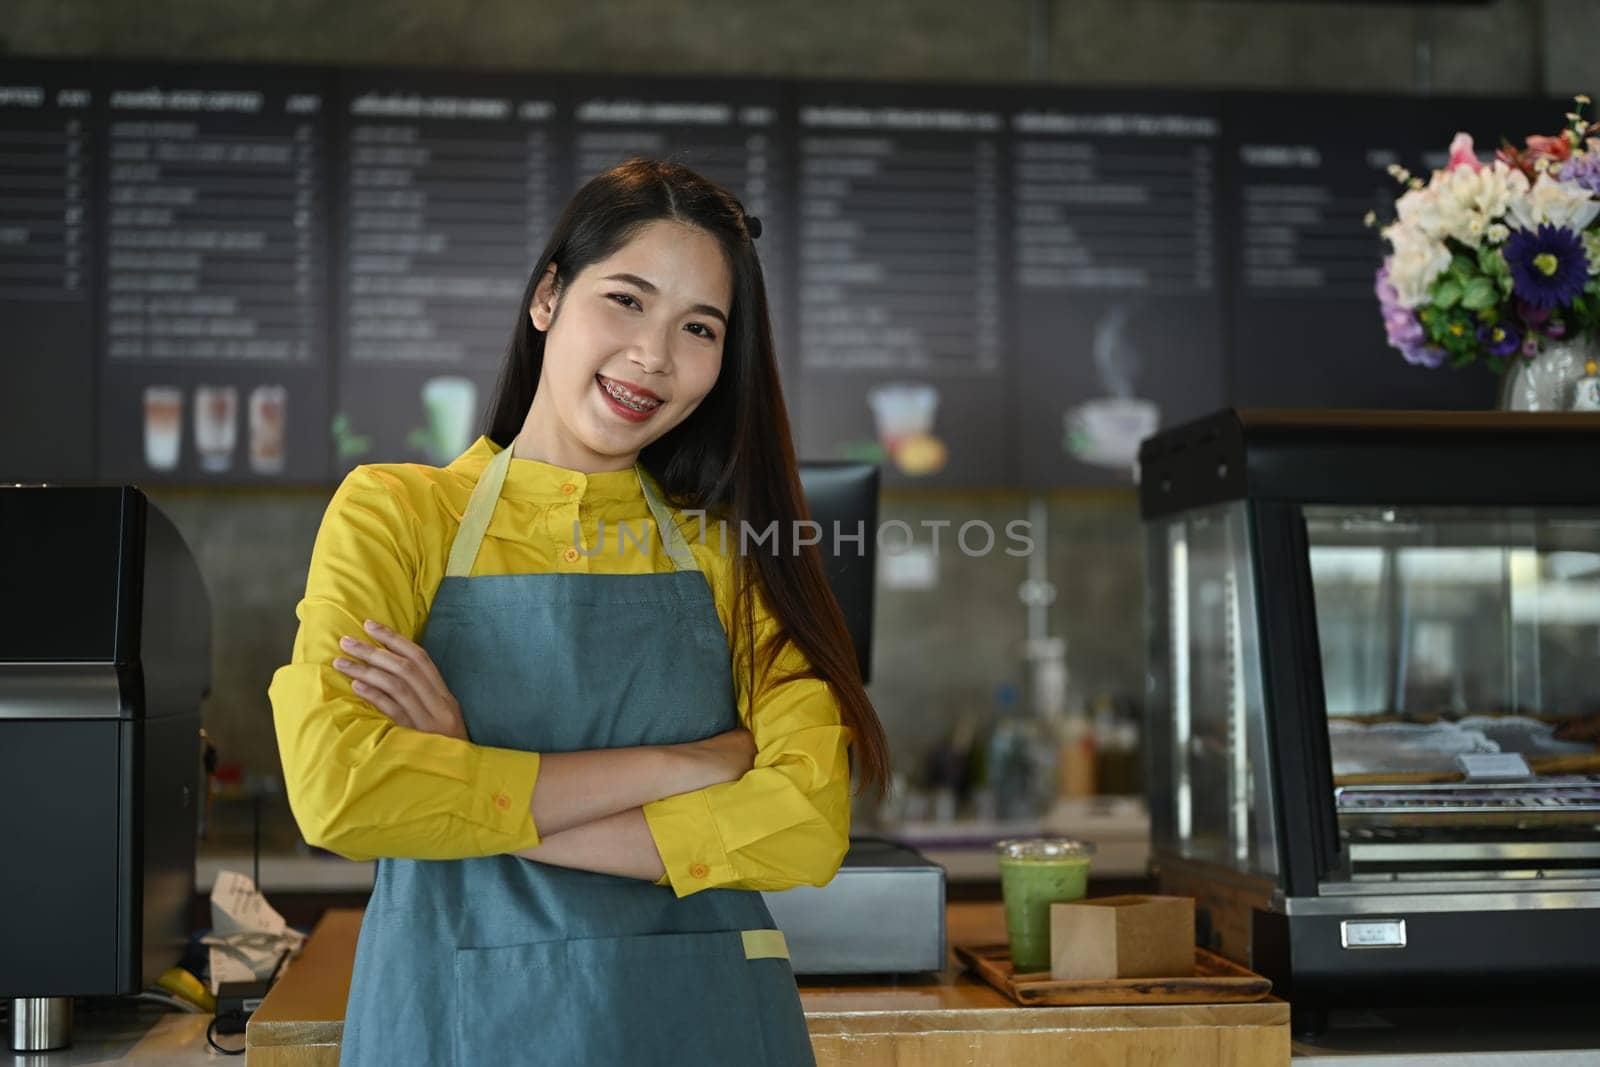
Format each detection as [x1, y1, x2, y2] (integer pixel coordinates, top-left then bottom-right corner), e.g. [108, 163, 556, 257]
[797, 462, 879, 685]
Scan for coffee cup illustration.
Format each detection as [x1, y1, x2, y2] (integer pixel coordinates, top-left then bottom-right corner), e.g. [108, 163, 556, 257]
[866, 382, 948, 476]
[142, 386, 182, 471]
[194, 385, 239, 473]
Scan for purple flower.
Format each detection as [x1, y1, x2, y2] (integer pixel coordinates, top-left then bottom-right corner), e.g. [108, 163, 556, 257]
[1377, 262, 1428, 355]
[1477, 322, 1522, 357]
[1517, 298, 1552, 327]
[1502, 224, 1590, 311]
[1558, 145, 1600, 193]
[1385, 307, 1425, 348]
[1401, 342, 1448, 368]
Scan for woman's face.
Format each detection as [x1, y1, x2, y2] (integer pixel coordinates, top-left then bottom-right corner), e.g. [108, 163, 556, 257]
[523, 219, 731, 472]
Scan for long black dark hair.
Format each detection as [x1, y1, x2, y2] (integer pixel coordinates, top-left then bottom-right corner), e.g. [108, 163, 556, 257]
[486, 158, 889, 797]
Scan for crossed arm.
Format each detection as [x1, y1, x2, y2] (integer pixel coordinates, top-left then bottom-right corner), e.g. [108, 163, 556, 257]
[329, 618, 755, 883]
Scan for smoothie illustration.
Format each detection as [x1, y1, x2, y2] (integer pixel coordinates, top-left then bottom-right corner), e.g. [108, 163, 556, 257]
[1063, 304, 1159, 474]
[995, 837, 1095, 973]
[408, 376, 477, 465]
[866, 382, 948, 477]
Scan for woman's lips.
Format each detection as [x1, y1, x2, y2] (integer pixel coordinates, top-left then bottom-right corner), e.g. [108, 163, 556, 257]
[595, 373, 663, 423]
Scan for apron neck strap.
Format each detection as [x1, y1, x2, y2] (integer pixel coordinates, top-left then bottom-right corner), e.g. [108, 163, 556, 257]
[444, 442, 699, 578]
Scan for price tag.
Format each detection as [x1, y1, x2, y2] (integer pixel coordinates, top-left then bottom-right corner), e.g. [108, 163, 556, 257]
[1341, 919, 1407, 950]
[1456, 752, 1533, 781]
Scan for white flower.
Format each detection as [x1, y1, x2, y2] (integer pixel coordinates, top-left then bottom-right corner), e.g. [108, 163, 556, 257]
[1395, 162, 1527, 248]
[1487, 222, 1510, 244]
[1383, 226, 1452, 308]
[1584, 231, 1600, 276]
[1507, 176, 1600, 232]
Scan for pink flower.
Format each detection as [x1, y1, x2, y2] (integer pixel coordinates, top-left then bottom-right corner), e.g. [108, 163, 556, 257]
[1525, 134, 1573, 163]
[1447, 132, 1482, 173]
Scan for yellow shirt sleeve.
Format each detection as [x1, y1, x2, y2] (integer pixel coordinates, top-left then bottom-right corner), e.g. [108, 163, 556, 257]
[267, 465, 544, 862]
[643, 525, 854, 897]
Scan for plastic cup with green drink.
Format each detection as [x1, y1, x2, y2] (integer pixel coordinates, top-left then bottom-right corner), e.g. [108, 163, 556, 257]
[995, 837, 1095, 973]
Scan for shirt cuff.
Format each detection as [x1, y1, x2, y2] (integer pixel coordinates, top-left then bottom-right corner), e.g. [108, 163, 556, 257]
[472, 744, 543, 849]
[642, 789, 736, 897]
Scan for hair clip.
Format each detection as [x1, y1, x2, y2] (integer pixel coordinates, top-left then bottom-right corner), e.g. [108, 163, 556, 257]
[746, 214, 763, 240]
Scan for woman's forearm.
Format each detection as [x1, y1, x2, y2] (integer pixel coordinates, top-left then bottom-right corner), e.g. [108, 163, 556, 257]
[529, 744, 706, 838]
[510, 807, 666, 882]
[526, 729, 753, 839]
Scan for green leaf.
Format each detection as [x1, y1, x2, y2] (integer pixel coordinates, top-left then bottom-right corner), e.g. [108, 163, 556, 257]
[1477, 246, 1509, 277]
[1462, 277, 1499, 310]
[1434, 280, 1463, 309]
[1487, 356, 1506, 376]
[1450, 254, 1476, 281]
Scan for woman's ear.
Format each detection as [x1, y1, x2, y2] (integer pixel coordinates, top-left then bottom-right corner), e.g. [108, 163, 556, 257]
[529, 262, 560, 332]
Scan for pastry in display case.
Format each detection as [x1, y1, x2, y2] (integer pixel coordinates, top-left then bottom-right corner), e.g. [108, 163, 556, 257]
[1139, 410, 1600, 1030]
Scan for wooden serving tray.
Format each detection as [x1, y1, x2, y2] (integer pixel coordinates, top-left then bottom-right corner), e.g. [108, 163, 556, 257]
[953, 944, 1272, 1007]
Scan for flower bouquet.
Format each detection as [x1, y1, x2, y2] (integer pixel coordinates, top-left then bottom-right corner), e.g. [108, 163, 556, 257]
[1372, 96, 1600, 404]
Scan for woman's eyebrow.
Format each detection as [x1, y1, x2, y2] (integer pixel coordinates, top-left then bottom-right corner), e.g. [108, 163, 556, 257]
[603, 272, 728, 326]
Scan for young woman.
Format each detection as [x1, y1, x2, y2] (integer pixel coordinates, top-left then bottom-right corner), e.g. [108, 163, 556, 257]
[268, 158, 889, 1066]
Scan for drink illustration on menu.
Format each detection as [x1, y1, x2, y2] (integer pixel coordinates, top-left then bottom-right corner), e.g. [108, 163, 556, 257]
[1061, 304, 1160, 477]
[865, 382, 949, 477]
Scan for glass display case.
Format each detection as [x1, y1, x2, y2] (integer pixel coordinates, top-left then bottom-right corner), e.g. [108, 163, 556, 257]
[1140, 410, 1600, 1026]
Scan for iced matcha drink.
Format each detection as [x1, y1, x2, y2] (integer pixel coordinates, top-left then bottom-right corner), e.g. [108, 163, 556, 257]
[996, 838, 1094, 973]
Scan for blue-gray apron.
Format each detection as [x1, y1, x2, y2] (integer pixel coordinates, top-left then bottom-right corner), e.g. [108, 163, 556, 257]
[338, 443, 816, 1066]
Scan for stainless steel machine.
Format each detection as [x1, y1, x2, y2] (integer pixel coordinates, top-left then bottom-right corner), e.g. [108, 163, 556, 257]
[0, 485, 211, 1052]
[1139, 410, 1600, 1028]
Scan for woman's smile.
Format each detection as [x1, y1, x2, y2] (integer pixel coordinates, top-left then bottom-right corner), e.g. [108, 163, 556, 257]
[595, 372, 664, 421]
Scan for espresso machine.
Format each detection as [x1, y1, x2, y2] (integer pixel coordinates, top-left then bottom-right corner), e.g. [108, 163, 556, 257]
[0, 485, 211, 1051]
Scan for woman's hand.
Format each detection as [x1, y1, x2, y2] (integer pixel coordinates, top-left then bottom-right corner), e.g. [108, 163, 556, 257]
[332, 619, 468, 741]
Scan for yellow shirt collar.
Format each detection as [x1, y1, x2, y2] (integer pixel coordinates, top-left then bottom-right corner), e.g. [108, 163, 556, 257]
[447, 436, 646, 504]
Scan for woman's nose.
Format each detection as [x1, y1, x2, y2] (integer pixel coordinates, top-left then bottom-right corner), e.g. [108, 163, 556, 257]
[627, 328, 673, 374]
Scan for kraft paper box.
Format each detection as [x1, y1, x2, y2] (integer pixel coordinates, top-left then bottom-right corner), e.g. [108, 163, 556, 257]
[1049, 895, 1195, 981]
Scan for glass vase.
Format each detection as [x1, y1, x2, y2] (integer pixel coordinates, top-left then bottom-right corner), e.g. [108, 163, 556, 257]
[1499, 335, 1600, 412]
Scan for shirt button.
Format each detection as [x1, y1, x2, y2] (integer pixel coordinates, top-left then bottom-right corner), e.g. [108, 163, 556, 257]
[563, 547, 580, 563]
[493, 792, 511, 811]
[689, 862, 709, 879]
[560, 482, 576, 495]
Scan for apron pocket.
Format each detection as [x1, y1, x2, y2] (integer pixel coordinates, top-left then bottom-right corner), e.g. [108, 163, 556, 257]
[453, 931, 769, 1067]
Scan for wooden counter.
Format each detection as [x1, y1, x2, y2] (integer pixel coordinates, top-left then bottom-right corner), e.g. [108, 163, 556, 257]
[249, 903, 1289, 1066]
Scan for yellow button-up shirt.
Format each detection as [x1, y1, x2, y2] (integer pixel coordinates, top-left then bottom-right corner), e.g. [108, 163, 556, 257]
[268, 436, 852, 897]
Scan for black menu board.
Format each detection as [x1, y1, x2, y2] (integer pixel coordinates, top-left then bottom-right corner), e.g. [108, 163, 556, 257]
[331, 70, 569, 473]
[1011, 92, 1226, 488]
[1, 58, 1580, 490]
[789, 83, 1012, 488]
[94, 65, 334, 483]
[1220, 92, 1548, 410]
[0, 64, 97, 482]
[567, 78, 794, 373]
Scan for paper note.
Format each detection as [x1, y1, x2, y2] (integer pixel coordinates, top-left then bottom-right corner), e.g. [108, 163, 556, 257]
[200, 870, 306, 994]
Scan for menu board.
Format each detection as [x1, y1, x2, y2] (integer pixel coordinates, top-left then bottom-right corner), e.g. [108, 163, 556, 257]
[1011, 91, 1226, 488]
[94, 65, 334, 483]
[1219, 92, 1546, 410]
[0, 64, 97, 482]
[331, 70, 569, 473]
[0, 58, 1576, 490]
[565, 78, 795, 378]
[789, 83, 1013, 488]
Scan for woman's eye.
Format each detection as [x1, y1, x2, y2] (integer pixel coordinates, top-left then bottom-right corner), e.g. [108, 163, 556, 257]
[685, 322, 718, 341]
[608, 292, 641, 310]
